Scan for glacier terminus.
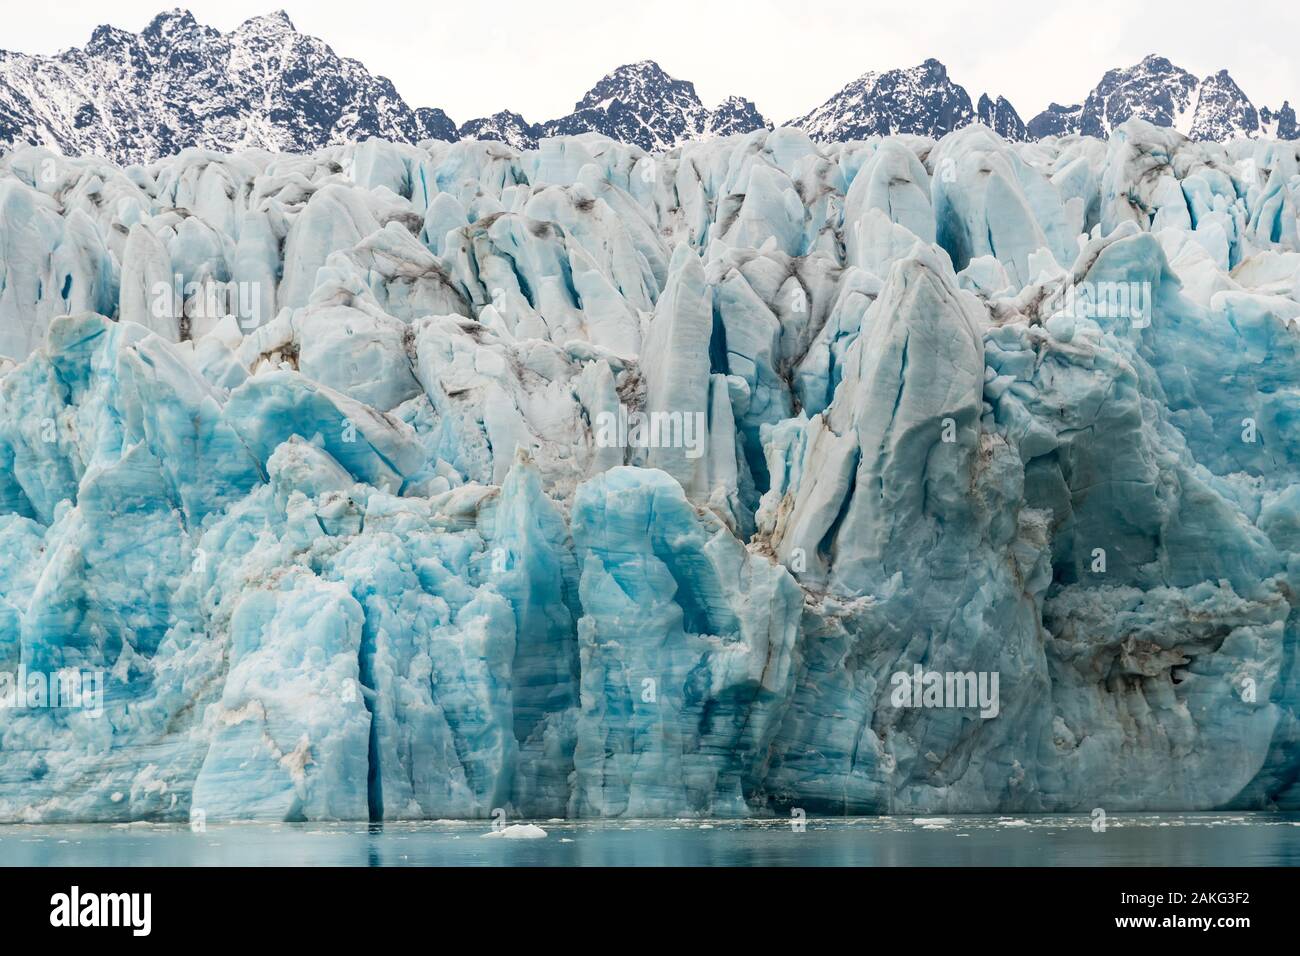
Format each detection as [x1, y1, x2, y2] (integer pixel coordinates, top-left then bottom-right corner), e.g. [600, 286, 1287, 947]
[0, 111, 1298, 824]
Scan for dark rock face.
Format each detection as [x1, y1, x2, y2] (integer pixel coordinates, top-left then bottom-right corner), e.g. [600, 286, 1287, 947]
[1026, 103, 1083, 139]
[1079, 55, 1201, 137]
[0, 10, 442, 163]
[1261, 102, 1298, 140]
[1190, 70, 1260, 141]
[790, 58, 977, 141]
[537, 61, 768, 151]
[456, 111, 542, 151]
[977, 93, 1026, 141]
[0, 14, 1291, 160]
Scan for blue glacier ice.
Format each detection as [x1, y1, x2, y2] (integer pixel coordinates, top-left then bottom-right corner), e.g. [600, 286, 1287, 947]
[0, 118, 1298, 821]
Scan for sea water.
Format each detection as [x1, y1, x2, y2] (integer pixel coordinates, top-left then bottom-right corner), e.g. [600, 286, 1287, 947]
[2, 814, 1298, 866]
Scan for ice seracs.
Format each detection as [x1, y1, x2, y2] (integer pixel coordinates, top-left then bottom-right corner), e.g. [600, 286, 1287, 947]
[0, 114, 1298, 822]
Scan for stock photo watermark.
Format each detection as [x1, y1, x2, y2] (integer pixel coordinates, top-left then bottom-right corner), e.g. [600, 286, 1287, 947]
[151, 274, 263, 330]
[50, 886, 151, 936]
[1043, 280, 1152, 328]
[0, 666, 104, 717]
[593, 404, 707, 459]
[890, 666, 1000, 719]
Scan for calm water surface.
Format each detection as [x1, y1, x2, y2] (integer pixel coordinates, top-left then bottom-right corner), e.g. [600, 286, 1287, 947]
[3, 813, 1299, 866]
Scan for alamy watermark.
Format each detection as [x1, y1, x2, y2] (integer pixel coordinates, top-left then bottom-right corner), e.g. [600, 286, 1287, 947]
[151, 274, 262, 330]
[889, 665, 1000, 718]
[0, 666, 104, 717]
[50, 886, 151, 936]
[593, 404, 706, 459]
[1044, 280, 1152, 328]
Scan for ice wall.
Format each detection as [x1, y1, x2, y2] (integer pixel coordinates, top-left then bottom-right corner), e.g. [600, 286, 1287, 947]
[0, 120, 1297, 820]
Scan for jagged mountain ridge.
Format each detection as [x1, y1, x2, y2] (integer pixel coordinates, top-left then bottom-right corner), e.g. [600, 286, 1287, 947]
[793, 53, 1296, 144]
[0, 9, 445, 164]
[541, 60, 772, 151]
[0, 10, 769, 161]
[444, 61, 773, 152]
[1019, 55, 1297, 141]
[791, 57, 986, 141]
[1063, 54, 1297, 141]
[977, 93, 1027, 142]
[0, 9, 1295, 163]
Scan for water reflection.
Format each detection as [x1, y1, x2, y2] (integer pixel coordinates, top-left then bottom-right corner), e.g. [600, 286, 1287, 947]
[3, 814, 1298, 866]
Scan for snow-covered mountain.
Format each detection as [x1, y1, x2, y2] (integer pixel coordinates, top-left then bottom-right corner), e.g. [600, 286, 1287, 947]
[789, 53, 1296, 145]
[455, 61, 771, 152]
[1026, 102, 1084, 140]
[702, 95, 772, 138]
[537, 60, 769, 151]
[1190, 69, 1261, 141]
[0, 10, 1295, 163]
[1026, 54, 1297, 142]
[1262, 102, 1299, 140]
[1077, 55, 1202, 137]
[0, 12, 768, 161]
[789, 58, 980, 141]
[455, 111, 542, 152]
[0, 9, 446, 164]
[976, 93, 1027, 142]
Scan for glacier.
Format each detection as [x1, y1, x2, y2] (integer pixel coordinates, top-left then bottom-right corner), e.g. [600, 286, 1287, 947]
[0, 119, 1298, 822]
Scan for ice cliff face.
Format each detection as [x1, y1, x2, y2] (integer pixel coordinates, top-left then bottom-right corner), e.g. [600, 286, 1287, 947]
[0, 118, 1299, 821]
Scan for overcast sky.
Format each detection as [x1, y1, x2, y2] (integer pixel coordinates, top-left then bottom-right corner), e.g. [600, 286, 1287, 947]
[6, 1, 1298, 125]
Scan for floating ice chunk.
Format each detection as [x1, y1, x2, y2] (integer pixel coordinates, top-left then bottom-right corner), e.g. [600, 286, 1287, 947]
[482, 823, 547, 839]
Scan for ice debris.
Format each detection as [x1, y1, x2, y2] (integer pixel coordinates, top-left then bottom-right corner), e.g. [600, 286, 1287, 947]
[482, 823, 548, 839]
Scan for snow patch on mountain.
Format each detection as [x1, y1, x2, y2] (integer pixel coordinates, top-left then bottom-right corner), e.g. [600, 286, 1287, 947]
[539, 61, 769, 151]
[1026, 103, 1083, 139]
[977, 94, 1026, 142]
[1030, 55, 1284, 143]
[0, 9, 444, 163]
[790, 58, 976, 141]
[457, 111, 541, 151]
[0, 11, 1295, 166]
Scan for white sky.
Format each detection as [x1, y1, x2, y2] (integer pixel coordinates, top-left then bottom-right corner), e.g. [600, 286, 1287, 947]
[5, 1, 1298, 125]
